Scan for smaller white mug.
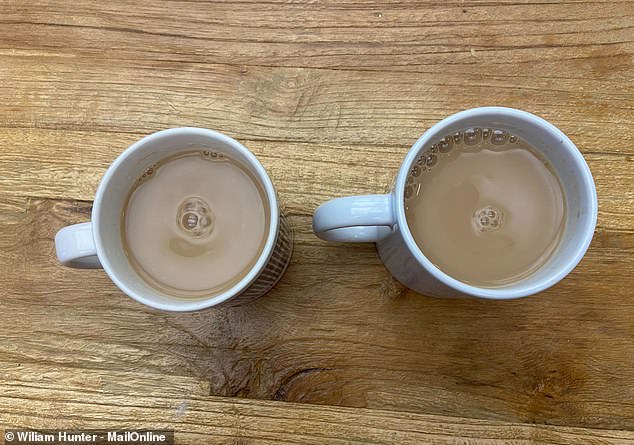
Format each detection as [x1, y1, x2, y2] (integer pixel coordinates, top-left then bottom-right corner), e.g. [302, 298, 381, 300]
[313, 107, 597, 299]
[55, 128, 293, 311]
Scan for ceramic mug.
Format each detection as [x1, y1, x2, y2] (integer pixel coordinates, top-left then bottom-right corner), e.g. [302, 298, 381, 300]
[313, 107, 597, 299]
[55, 128, 293, 311]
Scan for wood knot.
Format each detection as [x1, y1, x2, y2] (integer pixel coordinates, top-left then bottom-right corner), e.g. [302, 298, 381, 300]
[274, 367, 333, 401]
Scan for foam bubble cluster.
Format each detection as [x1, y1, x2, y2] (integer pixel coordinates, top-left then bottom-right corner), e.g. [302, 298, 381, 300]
[472, 206, 505, 233]
[176, 196, 215, 238]
[202, 150, 225, 160]
[404, 127, 523, 203]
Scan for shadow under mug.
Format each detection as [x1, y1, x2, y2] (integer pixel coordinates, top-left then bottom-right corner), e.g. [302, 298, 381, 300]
[55, 128, 293, 311]
[313, 107, 598, 299]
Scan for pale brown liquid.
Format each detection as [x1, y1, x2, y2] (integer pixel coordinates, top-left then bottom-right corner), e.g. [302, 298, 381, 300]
[404, 129, 566, 287]
[122, 150, 269, 298]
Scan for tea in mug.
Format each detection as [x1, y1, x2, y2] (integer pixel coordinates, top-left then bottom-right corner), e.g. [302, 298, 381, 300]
[122, 150, 270, 298]
[404, 128, 566, 287]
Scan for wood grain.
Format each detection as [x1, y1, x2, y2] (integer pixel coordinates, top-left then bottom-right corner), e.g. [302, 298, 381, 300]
[1, 193, 633, 431]
[1, 0, 633, 442]
[2, 365, 633, 445]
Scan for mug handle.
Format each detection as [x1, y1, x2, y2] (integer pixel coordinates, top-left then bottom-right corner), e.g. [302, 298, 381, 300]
[55, 222, 102, 269]
[313, 194, 395, 242]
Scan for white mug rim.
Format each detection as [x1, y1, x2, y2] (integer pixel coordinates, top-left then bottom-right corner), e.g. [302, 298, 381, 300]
[92, 127, 280, 311]
[394, 107, 598, 299]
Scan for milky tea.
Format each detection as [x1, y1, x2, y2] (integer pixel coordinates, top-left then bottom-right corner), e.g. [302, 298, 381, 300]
[404, 128, 566, 288]
[122, 150, 270, 298]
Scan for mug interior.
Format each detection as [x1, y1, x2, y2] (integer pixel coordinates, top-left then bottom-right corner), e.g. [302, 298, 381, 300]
[93, 128, 279, 311]
[396, 107, 597, 298]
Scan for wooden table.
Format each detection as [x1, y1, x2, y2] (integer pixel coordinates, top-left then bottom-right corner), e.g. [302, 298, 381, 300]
[1, 1, 633, 443]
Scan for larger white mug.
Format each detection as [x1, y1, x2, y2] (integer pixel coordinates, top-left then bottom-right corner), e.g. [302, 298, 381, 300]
[313, 107, 597, 299]
[55, 128, 293, 311]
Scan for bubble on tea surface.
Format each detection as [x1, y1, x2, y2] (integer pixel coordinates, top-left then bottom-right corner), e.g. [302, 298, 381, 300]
[491, 129, 509, 145]
[426, 154, 438, 168]
[176, 196, 215, 239]
[509, 135, 518, 143]
[202, 150, 225, 160]
[438, 136, 453, 153]
[404, 185, 414, 199]
[430, 144, 438, 154]
[138, 164, 157, 184]
[464, 127, 482, 146]
[417, 150, 430, 164]
[412, 164, 422, 177]
[472, 205, 505, 233]
[182, 212, 199, 229]
[482, 128, 492, 139]
[453, 131, 463, 144]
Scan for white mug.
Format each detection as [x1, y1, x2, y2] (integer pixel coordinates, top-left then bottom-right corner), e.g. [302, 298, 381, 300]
[313, 107, 597, 299]
[55, 128, 293, 311]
